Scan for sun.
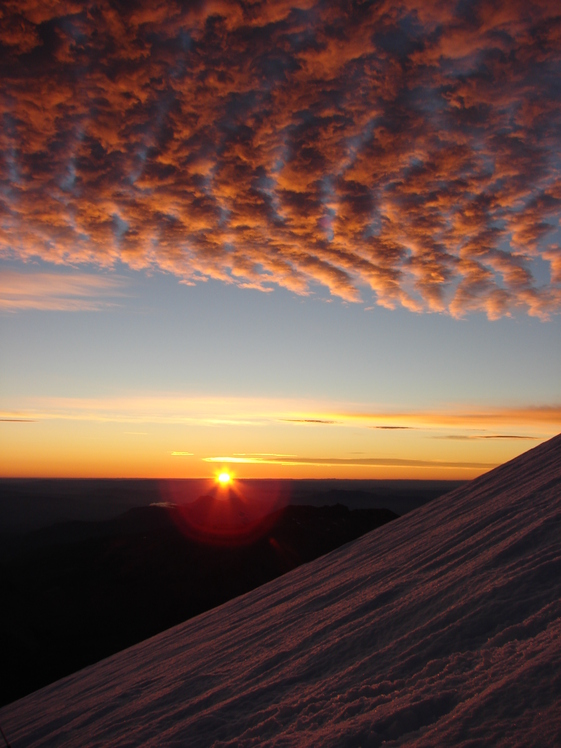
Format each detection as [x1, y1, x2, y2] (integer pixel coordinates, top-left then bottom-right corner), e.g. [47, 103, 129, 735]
[217, 471, 232, 486]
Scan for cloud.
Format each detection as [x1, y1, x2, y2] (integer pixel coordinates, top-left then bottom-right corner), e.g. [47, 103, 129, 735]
[233, 453, 297, 457]
[2, 395, 559, 433]
[203, 455, 496, 470]
[281, 418, 338, 425]
[1, 1, 560, 318]
[437, 434, 542, 441]
[338, 406, 561, 429]
[372, 426, 415, 430]
[0, 270, 127, 311]
[0, 417, 36, 422]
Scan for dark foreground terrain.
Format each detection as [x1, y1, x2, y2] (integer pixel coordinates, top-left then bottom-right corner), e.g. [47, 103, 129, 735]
[0, 500, 397, 707]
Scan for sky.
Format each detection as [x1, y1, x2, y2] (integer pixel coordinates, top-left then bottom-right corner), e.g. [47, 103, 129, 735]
[1, 0, 560, 480]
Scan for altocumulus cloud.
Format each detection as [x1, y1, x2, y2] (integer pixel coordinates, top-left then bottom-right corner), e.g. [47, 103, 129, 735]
[1, 0, 560, 318]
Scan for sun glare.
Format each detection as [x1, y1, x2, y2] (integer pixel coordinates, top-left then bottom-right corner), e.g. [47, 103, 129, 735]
[217, 471, 232, 486]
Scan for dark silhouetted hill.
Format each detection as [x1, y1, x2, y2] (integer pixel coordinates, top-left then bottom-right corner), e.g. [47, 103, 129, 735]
[0, 502, 397, 707]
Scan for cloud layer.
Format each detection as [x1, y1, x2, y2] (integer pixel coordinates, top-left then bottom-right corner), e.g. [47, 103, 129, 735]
[1, 0, 560, 317]
[2, 393, 559, 431]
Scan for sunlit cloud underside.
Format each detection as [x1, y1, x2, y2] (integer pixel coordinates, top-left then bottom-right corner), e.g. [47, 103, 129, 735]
[1, 0, 560, 318]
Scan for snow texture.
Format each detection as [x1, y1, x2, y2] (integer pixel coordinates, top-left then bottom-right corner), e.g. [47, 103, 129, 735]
[1, 435, 561, 747]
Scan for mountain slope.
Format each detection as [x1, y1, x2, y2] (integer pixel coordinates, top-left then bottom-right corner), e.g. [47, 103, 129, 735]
[1, 435, 560, 747]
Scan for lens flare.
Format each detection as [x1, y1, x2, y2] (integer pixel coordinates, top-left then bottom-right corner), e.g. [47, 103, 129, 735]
[159, 478, 290, 547]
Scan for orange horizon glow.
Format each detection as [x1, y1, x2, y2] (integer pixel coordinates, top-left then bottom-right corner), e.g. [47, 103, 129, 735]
[0, 439, 552, 481]
[1, 394, 559, 481]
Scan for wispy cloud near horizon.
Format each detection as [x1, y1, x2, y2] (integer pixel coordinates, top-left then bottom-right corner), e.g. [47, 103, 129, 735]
[2, 394, 560, 432]
[1, 1, 560, 318]
[202, 455, 496, 470]
[437, 433, 542, 441]
[0, 270, 127, 312]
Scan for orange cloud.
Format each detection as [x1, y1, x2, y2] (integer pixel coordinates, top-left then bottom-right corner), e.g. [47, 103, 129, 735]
[1, 0, 560, 318]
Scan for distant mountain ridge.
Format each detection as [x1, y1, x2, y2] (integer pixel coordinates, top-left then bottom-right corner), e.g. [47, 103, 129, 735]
[0, 478, 463, 532]
[1, 434, 560, 747]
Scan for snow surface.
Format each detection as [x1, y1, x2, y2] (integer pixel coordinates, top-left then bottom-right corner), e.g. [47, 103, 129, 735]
[2, 435, 561, 747]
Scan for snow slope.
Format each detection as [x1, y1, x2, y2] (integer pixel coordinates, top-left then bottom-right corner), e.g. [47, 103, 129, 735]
[2, 435, 560, 747]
